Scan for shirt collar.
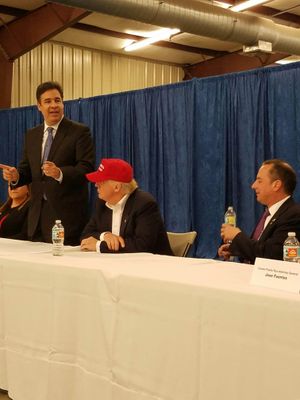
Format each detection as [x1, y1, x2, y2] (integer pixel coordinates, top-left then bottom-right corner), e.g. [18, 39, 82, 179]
[106, 193, 130, 211]
[44, 116, 64, 133]
[268, 195, 290, 217]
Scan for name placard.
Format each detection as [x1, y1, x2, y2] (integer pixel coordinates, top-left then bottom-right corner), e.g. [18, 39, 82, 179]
[251, 257, 300, 294]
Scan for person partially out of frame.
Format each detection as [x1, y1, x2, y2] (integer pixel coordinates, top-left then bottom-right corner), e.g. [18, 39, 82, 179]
[218, 159, 300, 264]
[0, 184, 30, 240]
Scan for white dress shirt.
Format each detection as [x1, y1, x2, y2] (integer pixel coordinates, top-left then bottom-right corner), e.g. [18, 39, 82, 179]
[96, 194, 130, 253]
[264, 195, 291, 230]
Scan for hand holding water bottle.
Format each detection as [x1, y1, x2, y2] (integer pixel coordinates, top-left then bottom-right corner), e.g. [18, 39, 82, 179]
[221, 206, 241, 243]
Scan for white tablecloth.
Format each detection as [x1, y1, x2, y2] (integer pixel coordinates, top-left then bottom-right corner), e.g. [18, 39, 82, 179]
[0, 238, 300, 400]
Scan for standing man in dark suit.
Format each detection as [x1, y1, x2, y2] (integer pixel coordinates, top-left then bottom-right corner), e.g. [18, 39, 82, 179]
[80, 158, 173, 255]
[0, 81, 95, 245]
[218, 159, 300, 264]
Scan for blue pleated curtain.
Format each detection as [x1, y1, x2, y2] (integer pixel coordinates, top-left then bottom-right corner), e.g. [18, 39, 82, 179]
[1, 62, 300, 258]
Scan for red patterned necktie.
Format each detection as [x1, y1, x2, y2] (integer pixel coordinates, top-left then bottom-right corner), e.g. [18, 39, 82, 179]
[252, 209, 270, 240]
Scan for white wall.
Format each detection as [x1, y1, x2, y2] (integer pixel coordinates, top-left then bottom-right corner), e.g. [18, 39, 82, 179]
[11, 41, 184, 107]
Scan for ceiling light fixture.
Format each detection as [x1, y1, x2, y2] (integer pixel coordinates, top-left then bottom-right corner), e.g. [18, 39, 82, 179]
[124, 28, 180, 52]
[276, 56, 300, 65]
[231, 0, 269, 12]
[213, 1, 232, 9]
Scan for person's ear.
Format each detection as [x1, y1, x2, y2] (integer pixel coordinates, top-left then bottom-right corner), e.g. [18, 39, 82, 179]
[272, 179, 282, 191]
[113, 182, 122, 192]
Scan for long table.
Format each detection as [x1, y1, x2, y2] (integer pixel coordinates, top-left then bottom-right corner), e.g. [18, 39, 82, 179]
[0, 238, 300, 400]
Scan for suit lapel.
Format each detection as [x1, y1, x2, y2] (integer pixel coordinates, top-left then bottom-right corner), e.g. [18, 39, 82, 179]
[119, 191, 136, 236]
[48, 117, 68, 160]
[259, 198, 294, 240]
[34, 125, 44, 172]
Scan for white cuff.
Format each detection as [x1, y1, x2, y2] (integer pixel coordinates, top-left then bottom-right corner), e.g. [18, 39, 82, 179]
[100, 231, 110, 241]
[55, 169, 63, 183]
[96, 240, 101, 253]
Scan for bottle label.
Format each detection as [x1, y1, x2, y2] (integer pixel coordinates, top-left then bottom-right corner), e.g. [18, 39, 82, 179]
[52, 226, 64, 256]
[284, 246, 298, 259]
[225, 216, 236, 226]
[52, 228, 64, 240]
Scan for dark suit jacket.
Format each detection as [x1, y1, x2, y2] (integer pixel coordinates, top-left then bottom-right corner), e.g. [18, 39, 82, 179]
[17, 117, 95, 244]
[81, 189, 173, 255]
[229, 197, 300, 264]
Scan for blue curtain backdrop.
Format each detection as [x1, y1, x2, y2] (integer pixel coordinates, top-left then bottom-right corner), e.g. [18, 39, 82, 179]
[1, 62, 300, 258]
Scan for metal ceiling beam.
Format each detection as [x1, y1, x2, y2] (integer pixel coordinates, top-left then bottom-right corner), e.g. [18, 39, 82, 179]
[0, 55, 13, 109]
[0, 4, 226, 59]
[250, 5, 300, 27]
[206, 1, 300, 26]
[0, 3, 90, 60]
[0, 5, 27, 17]
[0, 3, 90, 108]
[53, 0, 300, 56]
[73, 23, 226, 58]
[183, 51, 288, 79]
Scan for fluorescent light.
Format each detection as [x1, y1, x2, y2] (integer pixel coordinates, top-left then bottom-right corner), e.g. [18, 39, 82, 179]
[213, 1, 232, 9]
[231, 0, 269, 12]
[124, 28, 180, 52]
[276, 56, 300, 65]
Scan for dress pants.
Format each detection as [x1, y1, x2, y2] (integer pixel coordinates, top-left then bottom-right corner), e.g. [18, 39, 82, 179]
[31, 199, 55, 243]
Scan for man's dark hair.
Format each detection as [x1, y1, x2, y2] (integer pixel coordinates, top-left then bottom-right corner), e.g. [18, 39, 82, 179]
[263, 159, 297, 195]
[36, 81, 63, 102]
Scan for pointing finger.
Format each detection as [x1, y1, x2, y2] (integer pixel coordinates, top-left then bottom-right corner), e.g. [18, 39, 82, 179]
[0, 163, 11, 170]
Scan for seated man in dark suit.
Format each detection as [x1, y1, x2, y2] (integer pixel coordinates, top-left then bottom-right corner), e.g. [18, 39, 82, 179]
[218, 159, 300, 264]
[80, 158, 173, 255]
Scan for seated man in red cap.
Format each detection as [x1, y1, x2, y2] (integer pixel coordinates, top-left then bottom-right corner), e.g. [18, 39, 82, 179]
[80, 158, 173, 255]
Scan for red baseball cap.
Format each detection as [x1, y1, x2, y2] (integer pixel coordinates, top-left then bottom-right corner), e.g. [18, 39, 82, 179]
[86, 158, 133, 183]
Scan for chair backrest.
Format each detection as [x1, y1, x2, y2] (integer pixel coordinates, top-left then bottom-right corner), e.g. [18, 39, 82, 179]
[167, 231, 197, 257]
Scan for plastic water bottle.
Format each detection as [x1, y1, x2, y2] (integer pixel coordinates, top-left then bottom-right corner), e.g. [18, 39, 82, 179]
[283, 232, 299, 262]
[224, 206, 236, 227]
[224, 206, 236, 261]
[52, 219, 64, 256]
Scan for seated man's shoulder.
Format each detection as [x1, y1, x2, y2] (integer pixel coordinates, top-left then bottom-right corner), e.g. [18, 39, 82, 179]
[275, 202, 300, 230]
[285, 201, 300, 216]
[133, 189, 156, 204]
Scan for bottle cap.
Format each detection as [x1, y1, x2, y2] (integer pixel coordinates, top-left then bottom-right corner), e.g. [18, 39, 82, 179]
[288, 232, 296, 236]
[55, 220, 61, 223]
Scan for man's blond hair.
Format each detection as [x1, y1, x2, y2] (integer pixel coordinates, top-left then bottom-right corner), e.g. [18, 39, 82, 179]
[121, 179, 138, 194]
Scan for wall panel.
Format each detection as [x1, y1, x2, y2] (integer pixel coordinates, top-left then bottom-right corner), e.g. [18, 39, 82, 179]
[52, 43, 63, 84]
[83, 50, 92, 98]
[91, 52, 103, 96]
[30, 47, 42, 100]
[41, 43, 53, 82]
[11, 41, 184, 107]
[73, 47, 83, 99]
[19, 53, 31, 106]
[62, 46, 73, 99]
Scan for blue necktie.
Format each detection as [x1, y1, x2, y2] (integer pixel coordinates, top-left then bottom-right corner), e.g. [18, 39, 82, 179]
[42, 127, 53, 164]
